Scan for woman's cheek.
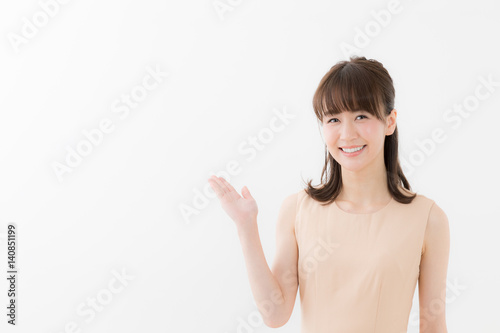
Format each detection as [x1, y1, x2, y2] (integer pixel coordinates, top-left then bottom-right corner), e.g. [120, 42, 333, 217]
[323, 127, 336, 142]
[359, 123, 379, 140]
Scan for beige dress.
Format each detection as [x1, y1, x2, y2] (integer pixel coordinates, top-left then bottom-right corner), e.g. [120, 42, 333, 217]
[293, 189, 436, 333]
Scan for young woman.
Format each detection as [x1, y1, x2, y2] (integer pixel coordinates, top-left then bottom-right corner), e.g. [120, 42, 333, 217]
[208, 56, 450, 333]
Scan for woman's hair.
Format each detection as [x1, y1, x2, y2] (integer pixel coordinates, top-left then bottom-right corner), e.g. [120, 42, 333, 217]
[302, 56, 416, 206]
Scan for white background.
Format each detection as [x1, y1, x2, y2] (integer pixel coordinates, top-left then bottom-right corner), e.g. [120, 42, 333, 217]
[1, 0, 499, 332]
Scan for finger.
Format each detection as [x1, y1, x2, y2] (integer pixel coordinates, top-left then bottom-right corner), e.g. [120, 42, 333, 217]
[208, 176, 225, 198]
[213, 176, 231, 197]
[218, 177, 241, 200]
[209, 176, 234, 200]
[241, 186, 251, 199]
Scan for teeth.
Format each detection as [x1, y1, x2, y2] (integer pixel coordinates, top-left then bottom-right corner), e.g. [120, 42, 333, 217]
[341, 145, 364, 153]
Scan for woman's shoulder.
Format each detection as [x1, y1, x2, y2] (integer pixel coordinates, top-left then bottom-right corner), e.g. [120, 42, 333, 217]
[283, 188, 308, 200]
[281, 189, 313, 210]
[397, 186, 439, 212]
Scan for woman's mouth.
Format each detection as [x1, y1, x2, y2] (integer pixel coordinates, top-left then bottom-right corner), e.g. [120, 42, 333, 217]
[339, 145, 366, 156]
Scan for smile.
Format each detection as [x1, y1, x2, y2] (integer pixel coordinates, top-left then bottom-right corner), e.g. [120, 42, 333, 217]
[339, 145, 366, 155]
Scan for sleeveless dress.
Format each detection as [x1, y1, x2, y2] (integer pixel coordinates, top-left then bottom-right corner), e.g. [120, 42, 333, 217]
[293, 189, 435, 333]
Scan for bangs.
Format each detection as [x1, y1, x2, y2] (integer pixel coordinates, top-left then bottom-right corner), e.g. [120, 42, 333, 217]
[313, 65, 385, 122]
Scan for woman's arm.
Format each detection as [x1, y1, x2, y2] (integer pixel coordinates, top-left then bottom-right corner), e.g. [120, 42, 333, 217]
[418, 201, 451, 333]
[208, 176, 298, 327]
[237, 195, 299, 328]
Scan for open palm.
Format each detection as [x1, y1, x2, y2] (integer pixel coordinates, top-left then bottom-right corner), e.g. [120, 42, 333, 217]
[208, 175, 258, 227]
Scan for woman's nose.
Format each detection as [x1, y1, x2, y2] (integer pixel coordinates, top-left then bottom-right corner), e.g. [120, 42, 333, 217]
[339, 121, 358, 141]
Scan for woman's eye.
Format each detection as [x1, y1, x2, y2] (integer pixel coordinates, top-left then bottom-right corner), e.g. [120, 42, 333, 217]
[327, 115, 367, 123]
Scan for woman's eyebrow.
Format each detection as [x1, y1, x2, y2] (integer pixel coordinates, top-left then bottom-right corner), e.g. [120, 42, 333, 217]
[324, 110, 366, 118]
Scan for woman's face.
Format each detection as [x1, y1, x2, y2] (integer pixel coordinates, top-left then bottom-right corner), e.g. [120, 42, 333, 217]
[322, 109, 397, 172]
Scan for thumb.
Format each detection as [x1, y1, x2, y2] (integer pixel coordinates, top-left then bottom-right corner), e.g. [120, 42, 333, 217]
[241, 186, 252, 199]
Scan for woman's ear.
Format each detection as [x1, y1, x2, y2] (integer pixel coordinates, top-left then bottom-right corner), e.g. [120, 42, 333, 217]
[386, 109, 397, 135]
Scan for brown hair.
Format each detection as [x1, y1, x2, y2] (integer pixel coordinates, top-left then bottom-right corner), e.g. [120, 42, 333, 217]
[302, 56, 416, 206]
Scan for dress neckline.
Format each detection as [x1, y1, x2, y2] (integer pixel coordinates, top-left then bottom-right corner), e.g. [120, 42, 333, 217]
[333, 196, 394, 216]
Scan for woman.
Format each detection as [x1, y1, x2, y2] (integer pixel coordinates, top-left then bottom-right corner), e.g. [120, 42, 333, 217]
[208, 56, 450, 333]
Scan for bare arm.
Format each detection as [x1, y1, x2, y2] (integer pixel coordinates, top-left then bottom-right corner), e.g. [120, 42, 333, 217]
[207, 175, 298, 327]
[419, 202, 450, 333]
[237, 193, 299, 328]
